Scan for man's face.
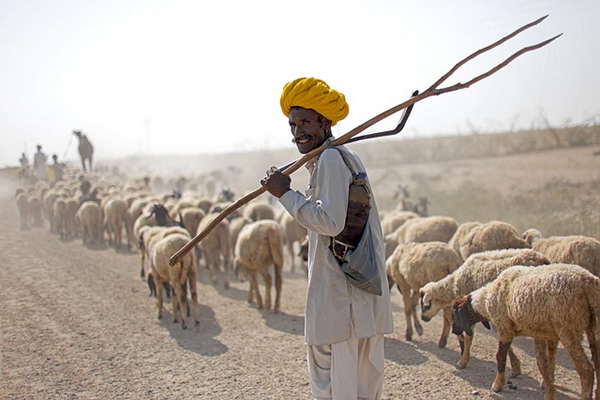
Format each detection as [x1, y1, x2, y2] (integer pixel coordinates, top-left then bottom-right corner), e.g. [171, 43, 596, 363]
[288, 107, 331, 154]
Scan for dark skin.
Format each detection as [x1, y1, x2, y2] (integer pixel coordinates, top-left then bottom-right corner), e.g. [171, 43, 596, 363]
[261, 107, 332, 198]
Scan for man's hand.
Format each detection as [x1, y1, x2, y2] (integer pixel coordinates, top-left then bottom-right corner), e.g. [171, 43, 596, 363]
[260, 166, 291, 198]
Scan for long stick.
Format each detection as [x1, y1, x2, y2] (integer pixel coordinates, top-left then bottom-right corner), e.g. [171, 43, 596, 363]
[170, 15, 561, 266]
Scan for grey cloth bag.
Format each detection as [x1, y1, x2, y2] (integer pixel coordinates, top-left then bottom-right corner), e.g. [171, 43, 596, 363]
[335, 217, 383, 296]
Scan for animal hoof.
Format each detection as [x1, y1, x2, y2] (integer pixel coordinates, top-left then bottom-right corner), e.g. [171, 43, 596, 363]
[438, 337, 447, 348]
[457, 360, 468, 369]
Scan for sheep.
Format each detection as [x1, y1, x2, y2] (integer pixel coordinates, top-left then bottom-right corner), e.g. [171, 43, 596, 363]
[452, 264, 600, 400]
[242, 202, 276, 222]
[197, 212, 232, 289]
[453, 220, 530, 262]
[16, 192, 29, 229]
[523, 228, 600, 277]
[279, 211, 308, 273]
[43, 190, 60, 232]
[386, 215, 459, 258]
[53, 197, 68, 238]
[381, 210, 420, 236]
[104, 197, 134, 248]
[65, 198, 80, 238]
[448, 221, 482, 256]
[150, 233, 199, 329]
[419, 248, 551, 369]
[139, 225, 189, 282]
[179, 207, 206, 238]
[76, 201, 104, 245]
[27, 194, 43, 227]
[234, 220, 285, 312]
[386, 241, 462, 344]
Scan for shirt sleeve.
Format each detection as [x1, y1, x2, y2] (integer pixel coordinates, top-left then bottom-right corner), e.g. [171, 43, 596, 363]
[279, 149, 351, 237]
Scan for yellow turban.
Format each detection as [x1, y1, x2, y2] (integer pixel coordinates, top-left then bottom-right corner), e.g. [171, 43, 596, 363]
[280, 77, 349, 126]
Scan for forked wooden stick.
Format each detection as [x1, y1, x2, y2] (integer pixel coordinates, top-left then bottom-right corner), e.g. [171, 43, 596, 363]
[170, 15, 561, 266]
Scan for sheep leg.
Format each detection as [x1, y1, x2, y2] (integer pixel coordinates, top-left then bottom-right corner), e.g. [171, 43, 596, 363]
[457, 333, 474, 369]
[249, 272, 263, 309]
[585, 327, 600, 400]
[222, 257, 231, 290]
[261, 270, 272, 311]
[154, 275, 164, 320]
[287, 241, 295, 273]
[534, 339, 556, 400]
[508, 345, 522, 376]
[187, 269, 200, 326]
[171, 280, 188, 329]
[397, 278, 414, 341]
[492, 340, 511, 392]
[438, 307, 451, 348]
[561, 336, 594, 400]
[273, 264, 282, 313]
[410, 290, 424, 337]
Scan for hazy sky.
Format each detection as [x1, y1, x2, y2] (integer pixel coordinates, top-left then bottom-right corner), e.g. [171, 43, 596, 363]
[1, 0, 598, 167]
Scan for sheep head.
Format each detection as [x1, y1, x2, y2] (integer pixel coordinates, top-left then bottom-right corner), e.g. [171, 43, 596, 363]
[451, 295, 490, 336]
[420, 287, 444, 322]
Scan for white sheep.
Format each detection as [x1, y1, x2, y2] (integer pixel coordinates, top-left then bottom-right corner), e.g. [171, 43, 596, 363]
[197, 212, 232, 289]
[15, 192, 29, 229]
[53, 197, 68, 238]
[386, 215, 459, 258]
[242, 201, 276, 222]
[453, 220, 530, 262]
[380, 210, 420, 236]
[386, 241, 462, 344]
[523, 228, 600, 276]
[448, 221, 482, 256]
[419, 248, 551, 369]
[28, 194, 43, 227]
[150, 233, 199, 329]
[179, 207, 206, 238]
[279, 211, 308, 273]
[452, 264, 600, 400]
[76, 201, 104, 245]
[234, 220, 285, 312]
[104, 197, 134, 248]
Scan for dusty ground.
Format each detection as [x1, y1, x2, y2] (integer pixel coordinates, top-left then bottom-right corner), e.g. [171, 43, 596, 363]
[1, 146, 596, 400]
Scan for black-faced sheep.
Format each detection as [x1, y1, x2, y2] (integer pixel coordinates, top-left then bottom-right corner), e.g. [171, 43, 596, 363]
[234, 220, 284, 312]
[419, 248, 551, 370]
[452, 264, 600, 400]
[523, 228, 600, 276]
[386, 241, 462, 345]
[150, 233, 199, 329]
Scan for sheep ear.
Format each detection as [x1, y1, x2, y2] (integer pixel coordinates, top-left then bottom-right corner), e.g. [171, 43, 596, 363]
[481, 320, 491, 330]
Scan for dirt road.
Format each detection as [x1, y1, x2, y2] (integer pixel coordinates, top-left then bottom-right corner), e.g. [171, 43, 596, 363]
[0, 175, 586, 400]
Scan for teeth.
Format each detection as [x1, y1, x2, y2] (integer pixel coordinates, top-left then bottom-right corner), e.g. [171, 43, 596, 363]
[297, 139, 308, 144]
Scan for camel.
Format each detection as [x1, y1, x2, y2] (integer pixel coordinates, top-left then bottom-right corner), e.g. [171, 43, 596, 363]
[73, 130, 94, 172]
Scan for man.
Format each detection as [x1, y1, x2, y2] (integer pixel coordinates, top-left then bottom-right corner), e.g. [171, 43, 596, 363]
[261, 77, 393, 400]
[51, 154, 65, 182]
[33, 144, 48, 181]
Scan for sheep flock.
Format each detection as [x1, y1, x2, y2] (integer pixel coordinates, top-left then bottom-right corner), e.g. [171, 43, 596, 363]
[12, 159, 600, 400]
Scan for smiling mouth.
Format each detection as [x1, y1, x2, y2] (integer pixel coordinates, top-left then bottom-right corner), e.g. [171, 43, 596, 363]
[295, 138, 309, 144]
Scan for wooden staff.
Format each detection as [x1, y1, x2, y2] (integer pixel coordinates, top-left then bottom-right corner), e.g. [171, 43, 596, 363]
[170, 15, 561, 266]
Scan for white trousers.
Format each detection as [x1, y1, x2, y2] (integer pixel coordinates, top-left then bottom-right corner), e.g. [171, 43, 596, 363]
[307, 328, 384, 400]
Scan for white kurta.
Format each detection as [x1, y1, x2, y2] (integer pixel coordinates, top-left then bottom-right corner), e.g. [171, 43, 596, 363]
[279, 145, 393, 346]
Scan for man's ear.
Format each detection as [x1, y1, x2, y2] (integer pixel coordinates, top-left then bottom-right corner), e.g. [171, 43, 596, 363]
[319, 116, 332, 131]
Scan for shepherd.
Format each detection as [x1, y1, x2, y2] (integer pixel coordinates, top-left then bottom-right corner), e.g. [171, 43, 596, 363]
[262, 78, 393, 399]
[73, 130, 94, 172]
